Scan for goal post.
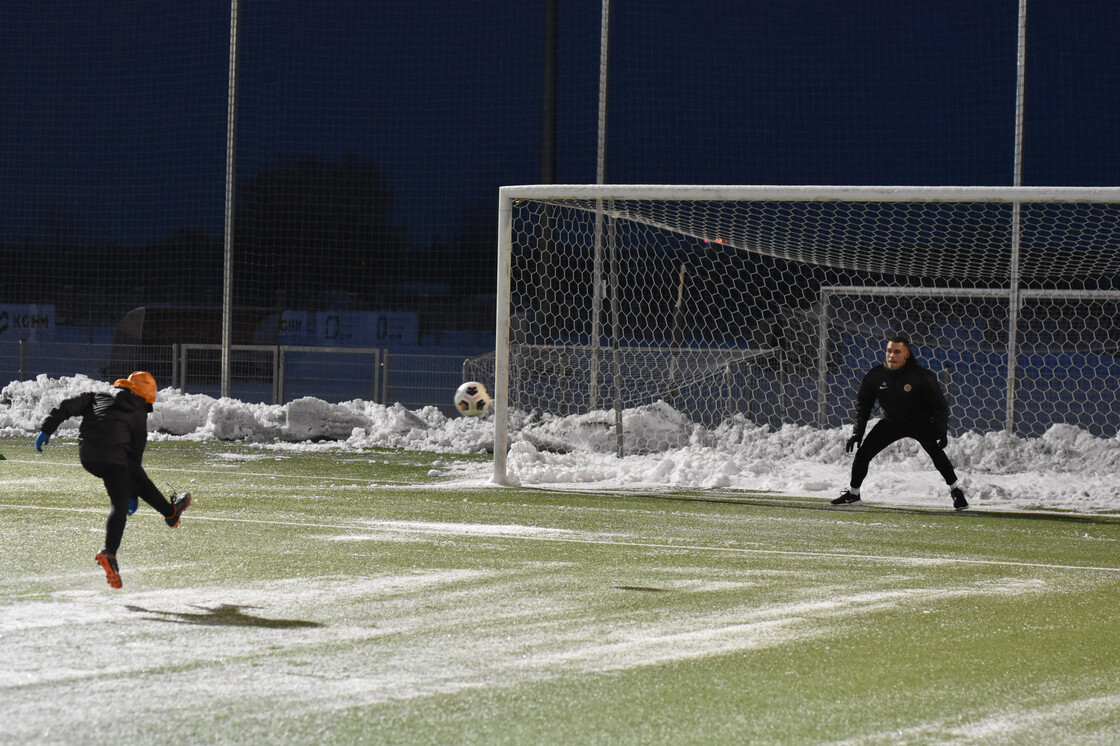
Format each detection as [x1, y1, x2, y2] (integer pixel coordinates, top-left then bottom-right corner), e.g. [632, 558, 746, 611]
[493, 191, 515, 483]
[492, 184, 1120, 485]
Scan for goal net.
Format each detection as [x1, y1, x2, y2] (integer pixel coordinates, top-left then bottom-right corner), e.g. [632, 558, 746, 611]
[491, 185, 1120, 484]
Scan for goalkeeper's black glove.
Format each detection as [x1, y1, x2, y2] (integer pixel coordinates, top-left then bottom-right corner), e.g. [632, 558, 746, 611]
[845, 435, 862, 453]
[935, 433, 948, 449]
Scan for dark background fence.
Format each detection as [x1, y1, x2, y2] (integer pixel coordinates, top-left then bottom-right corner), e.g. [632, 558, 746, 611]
[3, 1, 1119, 413]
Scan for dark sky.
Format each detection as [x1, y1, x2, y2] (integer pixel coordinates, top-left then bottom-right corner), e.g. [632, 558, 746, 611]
[3, 1, 1119, 249]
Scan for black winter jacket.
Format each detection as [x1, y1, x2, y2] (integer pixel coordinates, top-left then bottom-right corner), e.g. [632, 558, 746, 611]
[851, 356, 949, 439]
[40, 388, 151, 467]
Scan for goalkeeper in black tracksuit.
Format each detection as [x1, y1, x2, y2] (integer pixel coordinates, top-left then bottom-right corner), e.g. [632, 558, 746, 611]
[832, 335, 968, 510]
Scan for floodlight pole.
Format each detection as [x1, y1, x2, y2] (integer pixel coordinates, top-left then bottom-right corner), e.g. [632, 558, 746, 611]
[221, 0, 240, 400]
[1006, 0, 1028, 433]
[592, 0, 625, 457]
[590, 0, 611, 414]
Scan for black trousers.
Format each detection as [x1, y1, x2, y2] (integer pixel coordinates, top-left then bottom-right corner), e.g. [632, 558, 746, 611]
[850, 420, 958, 490]
[81, 459, 173, 554]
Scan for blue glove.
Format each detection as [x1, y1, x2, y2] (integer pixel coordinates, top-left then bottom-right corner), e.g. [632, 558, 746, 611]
[34, 431, 50, 452]
[128, 498, 139, 515]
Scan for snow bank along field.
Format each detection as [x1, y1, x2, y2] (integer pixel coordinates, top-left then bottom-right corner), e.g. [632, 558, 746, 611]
[3, 373, 1119, 514]
[2, 374, 1119, 744]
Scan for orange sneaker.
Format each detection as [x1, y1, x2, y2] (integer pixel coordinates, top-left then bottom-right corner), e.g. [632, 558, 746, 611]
[165, 492, 192, 528]
[95, 550, 122, 589]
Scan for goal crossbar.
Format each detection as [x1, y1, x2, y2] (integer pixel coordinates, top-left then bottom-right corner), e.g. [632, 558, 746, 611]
[500, 184, 1120, 204]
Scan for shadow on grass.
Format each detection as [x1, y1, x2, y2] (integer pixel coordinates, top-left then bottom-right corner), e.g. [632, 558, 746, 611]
[126, 603, 324, 628]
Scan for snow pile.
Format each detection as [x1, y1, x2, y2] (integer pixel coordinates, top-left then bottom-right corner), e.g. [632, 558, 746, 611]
[3, 374, 1118, 514]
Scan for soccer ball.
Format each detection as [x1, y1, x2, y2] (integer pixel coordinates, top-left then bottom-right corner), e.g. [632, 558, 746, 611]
[454, 381, 491, 417]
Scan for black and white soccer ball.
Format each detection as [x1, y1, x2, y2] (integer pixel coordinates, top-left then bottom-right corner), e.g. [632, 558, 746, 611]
[454, 381, 491, 417]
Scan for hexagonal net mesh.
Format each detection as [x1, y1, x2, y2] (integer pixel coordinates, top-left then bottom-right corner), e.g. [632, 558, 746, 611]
[484, 186, 1120, 481]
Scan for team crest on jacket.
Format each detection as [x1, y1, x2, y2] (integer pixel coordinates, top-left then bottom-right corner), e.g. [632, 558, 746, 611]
[904, 384, 912, 392]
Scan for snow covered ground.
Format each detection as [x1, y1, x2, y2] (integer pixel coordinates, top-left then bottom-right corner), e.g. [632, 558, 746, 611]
[3, 374, 1118, 515]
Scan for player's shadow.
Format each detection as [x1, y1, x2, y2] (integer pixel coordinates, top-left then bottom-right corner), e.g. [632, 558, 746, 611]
[125, 603, 323, 629]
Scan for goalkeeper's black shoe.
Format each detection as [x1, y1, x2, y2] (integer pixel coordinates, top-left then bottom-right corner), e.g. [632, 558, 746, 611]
[831, 489, 863, 506]
[95, 550, 122, 589]
[166, 492, 192, 528]
[951, 487, 968, 511]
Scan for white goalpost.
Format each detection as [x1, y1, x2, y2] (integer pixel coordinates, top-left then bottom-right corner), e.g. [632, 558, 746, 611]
[490, 184, 1120, 485]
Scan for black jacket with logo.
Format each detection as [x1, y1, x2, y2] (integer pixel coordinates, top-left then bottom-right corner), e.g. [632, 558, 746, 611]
[40, 387, 151, 467]
[851, 355, 949, 439]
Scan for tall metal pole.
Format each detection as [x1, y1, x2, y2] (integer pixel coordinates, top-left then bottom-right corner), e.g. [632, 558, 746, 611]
[1006, 0, 1028, 432]
[596, 0, 610, 188]
[590, 0, 610, 412]
[221, 0, 240, 400]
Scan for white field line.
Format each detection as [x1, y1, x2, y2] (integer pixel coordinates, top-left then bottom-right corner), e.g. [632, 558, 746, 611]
[829, 693, 1120, 746]
[5, 502, 1120, 575]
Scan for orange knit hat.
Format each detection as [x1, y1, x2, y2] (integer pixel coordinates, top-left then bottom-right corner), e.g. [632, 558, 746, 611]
[113, 371, 157, 404]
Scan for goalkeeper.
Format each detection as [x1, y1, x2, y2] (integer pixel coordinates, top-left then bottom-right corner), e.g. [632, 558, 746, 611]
[35, 371, 192, 588]
[832, 335, 968, 510]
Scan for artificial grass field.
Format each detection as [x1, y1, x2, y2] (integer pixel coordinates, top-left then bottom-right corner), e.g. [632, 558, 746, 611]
[2, 435, 1119, 745]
